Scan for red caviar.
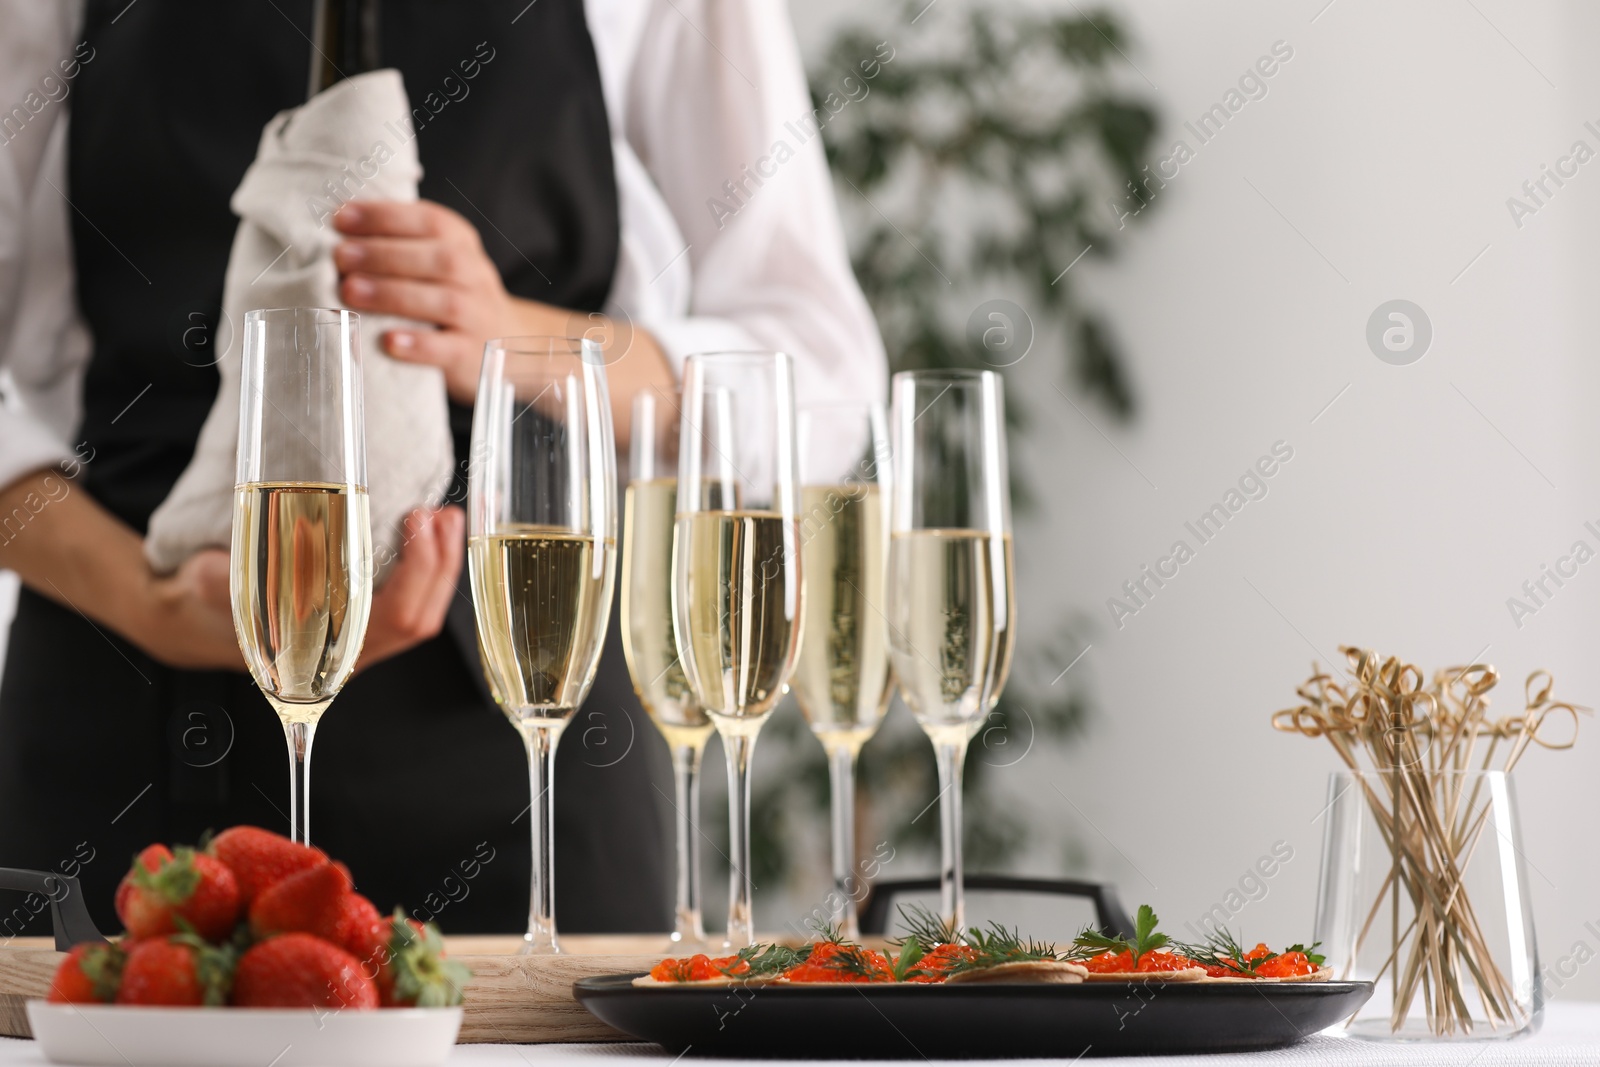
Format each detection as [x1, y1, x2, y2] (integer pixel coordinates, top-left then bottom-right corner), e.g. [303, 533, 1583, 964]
[1203, 944, 1321, 979]
[903, 943, 979, 983]
[648, 953, 749, 982]
[1076, 949, 1199, 974]
[783, 941, 894, 983]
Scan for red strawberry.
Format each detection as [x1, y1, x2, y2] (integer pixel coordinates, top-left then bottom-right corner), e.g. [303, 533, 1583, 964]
[232, 933, 377, 1009]
[114, 845, 171, 931]
[208, 826, 327, 907]
[249, 862, 352, 941]
[46, 943, 125, 1004]
[374, 910, 471, 1007]
[116, 846, 240, 942]
[116, 936, 234, 1006]
[330, 893, 382, 957]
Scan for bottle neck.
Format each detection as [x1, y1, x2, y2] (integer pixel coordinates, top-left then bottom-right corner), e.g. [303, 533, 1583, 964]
[307, 0, 379, 98]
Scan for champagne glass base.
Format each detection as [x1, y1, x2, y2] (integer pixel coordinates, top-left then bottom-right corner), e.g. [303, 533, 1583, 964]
[665, 913, 710, 951]
[520, 929, 560, 955]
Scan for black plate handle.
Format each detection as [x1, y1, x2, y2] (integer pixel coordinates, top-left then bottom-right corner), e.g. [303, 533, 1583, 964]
[0, 868, 108, 950]
[859, 876, 1135, 940]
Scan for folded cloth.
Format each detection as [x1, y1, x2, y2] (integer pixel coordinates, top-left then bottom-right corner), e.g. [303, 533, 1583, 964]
[144, 69, 453, 581]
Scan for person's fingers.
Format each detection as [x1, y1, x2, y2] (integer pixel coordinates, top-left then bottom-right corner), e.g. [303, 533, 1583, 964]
[333, 200, 477, 243]
[417, 506, 464, 633]
[335, 238, 470, 284]
[376, 509, 442, 640]
[383, 327, 479, 371]
[185, 548, 233, 613]
[342, 274, 465, 329]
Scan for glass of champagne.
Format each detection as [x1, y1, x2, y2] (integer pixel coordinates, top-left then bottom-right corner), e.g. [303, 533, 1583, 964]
[672, 352, 804, 948]
[467, 336, 617, 954]
[621, 387, 714, 946]
[886, 370, 1015, 931]
[231, 307, 374, 847]
[791, 403, 892, 941]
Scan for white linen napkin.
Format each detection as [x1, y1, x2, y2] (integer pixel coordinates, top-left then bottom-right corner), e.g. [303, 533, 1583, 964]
[144, 69, 454, 581]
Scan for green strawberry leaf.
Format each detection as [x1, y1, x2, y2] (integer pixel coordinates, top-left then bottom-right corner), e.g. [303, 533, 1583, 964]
[387, 909, 472, 1007]
[133, 848, 201, 905]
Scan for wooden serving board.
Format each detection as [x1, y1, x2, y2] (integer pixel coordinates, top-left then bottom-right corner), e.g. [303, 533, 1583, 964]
[0, 934, 685, 1044]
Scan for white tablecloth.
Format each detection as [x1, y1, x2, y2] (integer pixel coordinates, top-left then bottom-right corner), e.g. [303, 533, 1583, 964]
[5, 1002, 1600, 1066]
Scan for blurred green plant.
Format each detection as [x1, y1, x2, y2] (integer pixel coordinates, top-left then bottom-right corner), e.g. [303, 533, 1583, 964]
[742, 1, 1159, 896]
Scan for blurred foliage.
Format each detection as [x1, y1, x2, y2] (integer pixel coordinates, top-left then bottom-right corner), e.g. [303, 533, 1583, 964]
[820, 1, 1159, 422]
[738, 2, 1159, 898]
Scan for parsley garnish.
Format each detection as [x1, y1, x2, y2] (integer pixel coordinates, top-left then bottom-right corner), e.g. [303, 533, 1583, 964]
[1069, 904, 1170, 967]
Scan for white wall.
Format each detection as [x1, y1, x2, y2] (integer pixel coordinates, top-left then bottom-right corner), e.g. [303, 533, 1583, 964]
[787, 0, 1600, 1000]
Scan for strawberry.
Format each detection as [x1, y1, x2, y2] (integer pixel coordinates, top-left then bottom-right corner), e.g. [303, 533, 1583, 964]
[378, 910, 470, 1007]
[208, 826, 327, 907]
[116, 846, 240, 942]
[46, 943, 125, 1003]
[232, 933, 377, 1009]
[249, 862, 352, 941]
[329, 893, 382, 957]
[116, 936, 234, 1006]
[114, 845, 170, 930]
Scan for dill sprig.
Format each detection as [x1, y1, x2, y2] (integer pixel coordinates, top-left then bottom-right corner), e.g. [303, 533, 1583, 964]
[1066, 904, 1170, 966]
[817, 943, 890, 978]
[890, 903, 962, 948]
[941, 921, 1060, 975]
[1173, 928, 1323, 976]
[723, 942, 810, 978]
[806, 917, 848, 945]
[1174, 928, 1265, 976]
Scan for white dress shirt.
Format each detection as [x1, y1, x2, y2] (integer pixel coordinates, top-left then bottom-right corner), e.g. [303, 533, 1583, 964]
[0, 0, 886, 492]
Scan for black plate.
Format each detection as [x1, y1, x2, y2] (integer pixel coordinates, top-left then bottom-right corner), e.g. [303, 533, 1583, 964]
[573, 974, 1374, 1058]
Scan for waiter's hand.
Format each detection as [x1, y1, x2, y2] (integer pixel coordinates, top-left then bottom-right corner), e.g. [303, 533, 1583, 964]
[333, 201, 512, 403]
[0, 468, 463, 676]
[142, 549, 244, 669]
[331, 199, 676, 432]
[354, 505, 464, 672]
[141, 506, 461, 674]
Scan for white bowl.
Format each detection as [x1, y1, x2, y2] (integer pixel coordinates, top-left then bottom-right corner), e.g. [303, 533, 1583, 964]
[26, 1001, 463, 1067]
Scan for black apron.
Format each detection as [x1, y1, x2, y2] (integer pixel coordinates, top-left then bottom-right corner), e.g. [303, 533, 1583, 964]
[0, 0, 669, 936]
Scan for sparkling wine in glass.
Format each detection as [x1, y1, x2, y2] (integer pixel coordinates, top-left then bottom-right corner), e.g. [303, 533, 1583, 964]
[621, 387, 714, 946]
[671, 352, 803, 948]
[467, 336, 617, 954]
[790, 403, 892, 941]
[231, 307, 374, 847]
[886, 370, 1015, 931]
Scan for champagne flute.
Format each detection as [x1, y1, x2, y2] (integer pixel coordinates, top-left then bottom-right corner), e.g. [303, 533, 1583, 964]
[231, 307, 374, 847]
[886, 370, 1015, 930]
[672, 352, 803, 948]
[467, 336, 617, 954]
[791, 403, 892, 941]
[621, 388, 714, 946]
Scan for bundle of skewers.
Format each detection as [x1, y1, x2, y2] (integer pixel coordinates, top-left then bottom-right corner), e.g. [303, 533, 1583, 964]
[1273, 646, 1583, 1036]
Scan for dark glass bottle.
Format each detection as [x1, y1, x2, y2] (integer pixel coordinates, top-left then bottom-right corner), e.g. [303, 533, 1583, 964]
[307, 0, 380, 98]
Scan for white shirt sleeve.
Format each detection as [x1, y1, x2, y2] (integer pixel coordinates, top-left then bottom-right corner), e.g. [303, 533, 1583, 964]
[0, 0, 91, 492]
[594, 0, 887, 411]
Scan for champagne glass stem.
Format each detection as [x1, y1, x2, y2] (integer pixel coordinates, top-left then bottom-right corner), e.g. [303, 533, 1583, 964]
[825, 742, 861, 941]
[522, 723, 563, 953]
[721, 727, 760, 948]
[670, 741, 707, 944]
[283, 719, 317, 846]
[934, 735, 969, 931]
